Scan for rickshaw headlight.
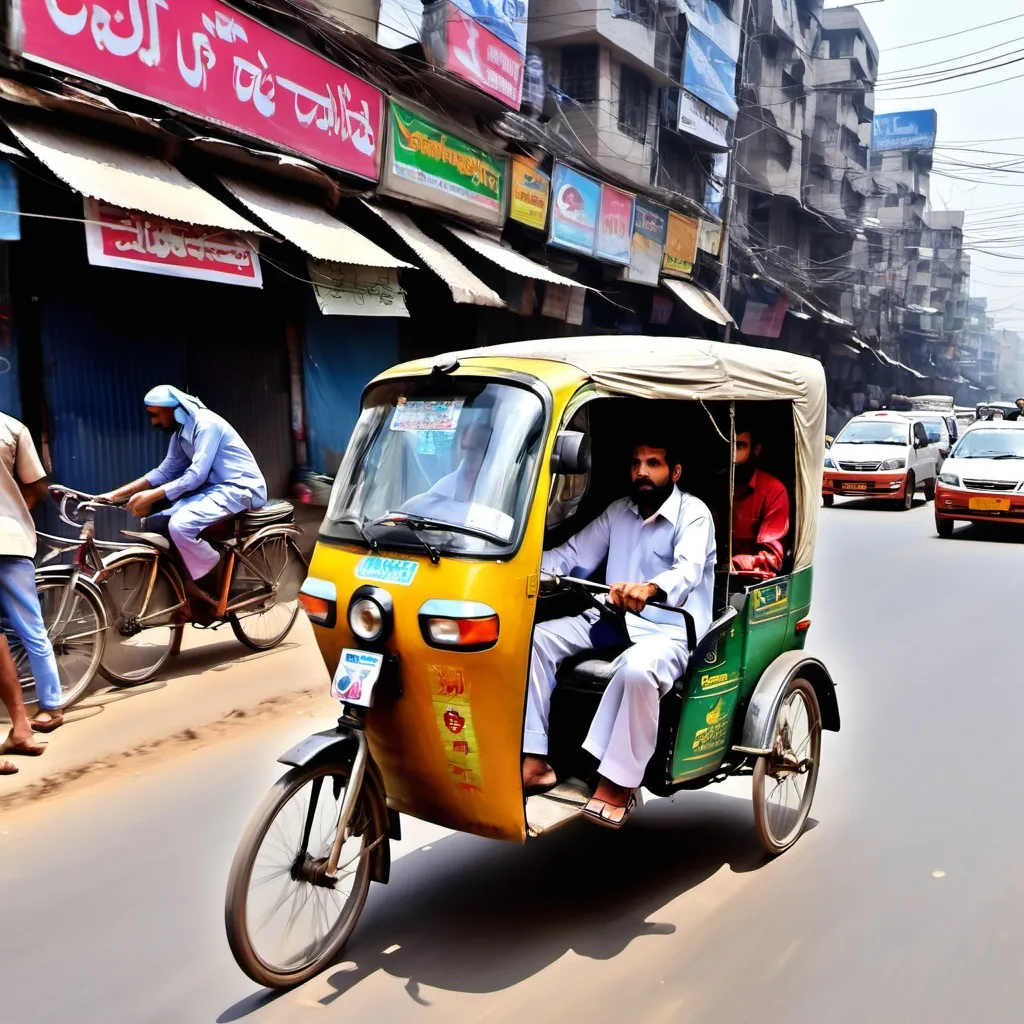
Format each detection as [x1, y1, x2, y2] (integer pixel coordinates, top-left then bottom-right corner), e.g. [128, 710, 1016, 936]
[350, 598, 383, 640]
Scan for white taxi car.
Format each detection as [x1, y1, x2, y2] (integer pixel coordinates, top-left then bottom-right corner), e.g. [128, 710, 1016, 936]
[823, 411, 939, 510]
[934, 421, 1024, 537]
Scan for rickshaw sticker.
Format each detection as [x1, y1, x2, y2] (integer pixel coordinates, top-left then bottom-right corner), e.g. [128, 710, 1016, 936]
[416, 429, 456, 456]
[428, 665, 471, 704]
[691, 697, 731, 754]
[750, 580, 790, 623]
[331, 649, 385, 707]
[390, 399, 464, 433]
[356, 555, 419, 587]
[433, 697, 484, 792]
[699, 671, 738, 691]
[703, 642, 719, 665]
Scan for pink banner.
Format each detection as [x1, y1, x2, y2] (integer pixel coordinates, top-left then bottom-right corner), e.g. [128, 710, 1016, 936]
[83, 197, 262, 285]
[16, 0, 383, 180]
[595, 184, 634, 265]
[445, 4, 523, 110]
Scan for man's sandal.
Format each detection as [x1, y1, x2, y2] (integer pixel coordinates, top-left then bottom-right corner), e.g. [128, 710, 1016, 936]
[582, 790, 637, 830]
[0, 759, 18, 775]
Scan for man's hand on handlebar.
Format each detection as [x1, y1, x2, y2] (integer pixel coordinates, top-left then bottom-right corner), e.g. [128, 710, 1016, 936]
[126, 488, 161, 517]
[608, 582, 660, 614]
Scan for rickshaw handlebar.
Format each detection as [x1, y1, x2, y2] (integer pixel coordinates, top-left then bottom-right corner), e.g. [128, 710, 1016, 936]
[543, 573, 685, 613]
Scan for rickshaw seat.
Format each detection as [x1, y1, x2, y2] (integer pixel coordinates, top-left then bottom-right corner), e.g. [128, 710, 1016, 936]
[561, 646, 630, 690]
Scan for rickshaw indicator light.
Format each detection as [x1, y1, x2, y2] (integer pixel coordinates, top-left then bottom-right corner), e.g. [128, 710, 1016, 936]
[299, 593, 330, 622]
[424, 615, 499, 649]
[795, 619, 811, 634]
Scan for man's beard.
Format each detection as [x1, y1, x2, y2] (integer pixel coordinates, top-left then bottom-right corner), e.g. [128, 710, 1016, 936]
[631, 478, 676, 509]
[734, 460, 756, 486]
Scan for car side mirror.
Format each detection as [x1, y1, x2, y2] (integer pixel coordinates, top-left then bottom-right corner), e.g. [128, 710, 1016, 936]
[550, 431, 591, 475]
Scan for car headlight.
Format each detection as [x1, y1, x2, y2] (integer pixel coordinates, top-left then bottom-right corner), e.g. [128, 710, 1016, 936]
[347, 586, 393, 643]
[939, 472, 960, 487]
[824, 457, 836, 469]
[879, 459, 906, 471]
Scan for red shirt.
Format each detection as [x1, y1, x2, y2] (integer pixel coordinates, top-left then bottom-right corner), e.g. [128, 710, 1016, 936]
[731, 469, 790, 580]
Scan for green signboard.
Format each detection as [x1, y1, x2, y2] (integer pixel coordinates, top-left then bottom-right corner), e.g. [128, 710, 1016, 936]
[387, 101, 505, 224]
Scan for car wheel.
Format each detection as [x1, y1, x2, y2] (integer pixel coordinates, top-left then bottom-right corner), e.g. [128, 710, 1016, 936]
[822, 494, 834, 508]
[898, 473, 915, 511]
[923, 476, 936, 502]
[936, 516, 954, 538]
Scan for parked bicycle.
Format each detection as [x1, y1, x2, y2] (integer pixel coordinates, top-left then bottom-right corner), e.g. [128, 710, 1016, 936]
[48, 486, 308, 686]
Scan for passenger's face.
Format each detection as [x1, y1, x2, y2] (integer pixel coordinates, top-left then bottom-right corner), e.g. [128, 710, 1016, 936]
[147, 405, 176, 431]
[734, 431, 761, 465]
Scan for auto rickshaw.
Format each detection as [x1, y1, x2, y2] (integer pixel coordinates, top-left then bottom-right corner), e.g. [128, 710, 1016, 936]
[224, 337, 839, 989]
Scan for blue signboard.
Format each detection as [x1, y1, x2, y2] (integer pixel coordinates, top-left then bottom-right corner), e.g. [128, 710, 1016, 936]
[450, 0, 528, 56]
[548, 163, 601, 256]
[680, 0, 740, 60]
[872, 110, 938, 152]
[683, 25, 738, 120]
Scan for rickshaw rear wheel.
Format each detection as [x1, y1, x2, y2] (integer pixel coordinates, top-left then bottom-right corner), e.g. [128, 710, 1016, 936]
[752, 677, 822, 856]
[224, 762, 380, 989]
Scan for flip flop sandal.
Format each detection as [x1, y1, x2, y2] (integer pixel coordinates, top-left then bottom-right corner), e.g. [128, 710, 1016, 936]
[583, 791, 637, 830]
[1, 733, 47, 757]
[30, 714, 64, 734]
[0, 759, 18, 775]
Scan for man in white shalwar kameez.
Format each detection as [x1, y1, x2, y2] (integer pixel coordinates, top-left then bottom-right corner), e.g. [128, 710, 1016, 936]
[522, 440, 716, 827]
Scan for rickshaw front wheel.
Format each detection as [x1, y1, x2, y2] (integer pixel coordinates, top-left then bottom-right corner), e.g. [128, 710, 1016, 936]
[224, 762, 380, 989]
[752, 677, 822, 856]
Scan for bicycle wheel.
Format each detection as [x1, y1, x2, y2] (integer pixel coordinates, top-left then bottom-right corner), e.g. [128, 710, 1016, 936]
[99, 556, 184, 686]
[224, 763, 379, 989]
[229, 535, 306, 652]
[21, 579, 108, 709]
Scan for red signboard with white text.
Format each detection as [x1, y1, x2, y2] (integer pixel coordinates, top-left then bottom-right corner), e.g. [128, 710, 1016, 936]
[14, 0, 383, 180]
[83, 198, 263, 286]
[445, 4, 523, 110]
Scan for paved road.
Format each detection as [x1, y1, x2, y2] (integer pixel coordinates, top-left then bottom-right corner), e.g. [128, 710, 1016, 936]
[2, 498, 1021, 1023]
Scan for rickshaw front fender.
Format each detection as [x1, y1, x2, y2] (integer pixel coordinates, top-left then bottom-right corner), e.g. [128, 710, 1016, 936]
[278, 727, 395, 883]
[735, 652, 840, 757]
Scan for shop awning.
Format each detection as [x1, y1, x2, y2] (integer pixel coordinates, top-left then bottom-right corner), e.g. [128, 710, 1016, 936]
[6, 119, 259, 234]
[221, 178, 411, 269]
[363, 203, 503, 308]
[444, 225, 587, 289]
[661, 279, 734, 326]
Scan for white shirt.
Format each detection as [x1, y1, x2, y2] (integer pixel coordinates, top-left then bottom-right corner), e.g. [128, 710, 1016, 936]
[0, 413, 46, 558]
[542, 486, 717, 644]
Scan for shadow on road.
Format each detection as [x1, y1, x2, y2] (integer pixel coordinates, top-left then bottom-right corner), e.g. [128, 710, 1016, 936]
[217, 789, 777, 1021]
[825, 496, 928, 512]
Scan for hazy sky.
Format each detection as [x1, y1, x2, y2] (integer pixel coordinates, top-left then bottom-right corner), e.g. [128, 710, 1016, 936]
[824, 0, 1024, 329]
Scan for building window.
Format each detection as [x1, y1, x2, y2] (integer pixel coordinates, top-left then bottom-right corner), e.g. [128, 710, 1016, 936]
[612, 0, 655, 28]
[618, 66, 649, 142]
[561, 45, 598, 104]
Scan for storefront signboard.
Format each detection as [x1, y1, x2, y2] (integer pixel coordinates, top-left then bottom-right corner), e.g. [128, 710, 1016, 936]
[548, 162, 600, 256]
[15, 0, 384, 180]
[662, 211, 700, 278]
[445, 4, 523, 109]
[626, 200, 667, 286]
[509, 157, 549, 229]
[309, 258, 409, 316]
[383, 101, 506, 226]
[451, 0, 527, 56]
[83, 197, 262, 286]
[594, 183, 634, 265]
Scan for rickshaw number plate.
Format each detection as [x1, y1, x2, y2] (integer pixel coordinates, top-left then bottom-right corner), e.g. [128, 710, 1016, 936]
[331, 649, 384, 707]
[841, 482, 868, 491]
[969, 496, 1010, 511]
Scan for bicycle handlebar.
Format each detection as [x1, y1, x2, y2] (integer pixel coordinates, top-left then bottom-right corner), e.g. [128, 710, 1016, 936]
[48, 485, 126, 530]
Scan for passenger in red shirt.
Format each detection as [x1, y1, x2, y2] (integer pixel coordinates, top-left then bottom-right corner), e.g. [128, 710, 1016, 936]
[730, 426, 790, 580]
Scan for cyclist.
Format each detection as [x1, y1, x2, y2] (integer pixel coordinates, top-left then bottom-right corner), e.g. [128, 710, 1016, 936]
[101, 386, 267, 603]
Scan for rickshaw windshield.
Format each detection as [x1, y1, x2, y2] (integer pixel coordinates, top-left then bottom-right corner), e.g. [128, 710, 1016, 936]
[325, 378, 546, 556]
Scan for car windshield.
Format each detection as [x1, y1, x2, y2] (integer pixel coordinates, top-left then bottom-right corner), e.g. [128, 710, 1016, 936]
[834, 420, 908, 445]
[324, 378, 546, 556]
[952, 430, 1024, 460]
[917, 418, 944, 442]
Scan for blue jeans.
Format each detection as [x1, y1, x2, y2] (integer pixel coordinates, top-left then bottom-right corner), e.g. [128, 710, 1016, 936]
[0, 556, 62, 710]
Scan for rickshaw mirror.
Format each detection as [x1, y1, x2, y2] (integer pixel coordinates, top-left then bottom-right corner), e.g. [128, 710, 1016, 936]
[550, 431, 591, 476]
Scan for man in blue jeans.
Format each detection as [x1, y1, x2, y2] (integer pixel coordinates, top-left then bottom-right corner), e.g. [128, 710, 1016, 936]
[0, 412, 64, 739]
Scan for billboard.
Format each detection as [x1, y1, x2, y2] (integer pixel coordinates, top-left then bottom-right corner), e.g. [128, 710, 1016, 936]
[450, 0, 528, 57]
[872, 110, 938, 152]
[683, 25, 738, 120]
[548, 163, 600, 256]
[444, 3, 524, 109]
[595, 184, 634, 265]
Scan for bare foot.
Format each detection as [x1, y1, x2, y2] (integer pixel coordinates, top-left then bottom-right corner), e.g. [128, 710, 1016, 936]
[591, 775, 631, 808]
[522, 754, 557, 791]
[1, 728, 46, 756]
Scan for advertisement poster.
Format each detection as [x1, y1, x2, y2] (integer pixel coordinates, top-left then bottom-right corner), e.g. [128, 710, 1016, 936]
[83, 198, 262, 286]
[548, 163, 600, 256]
[16, 0, 384, 180]
[626, 200, 668, 286]
[704, 152, 728, 217]
[678, 90, 729, 150]
[451, 0, 528, 56]
[663, 211, 700, 278]
[595, 184, 634, 265]
[308, 259, 409, 316]
[384, 101, 506, 225]
[872, 110, 938, 152]
[444, 4, 524, 109]
[683, 26, 739, 120]
[510, 157, 550, 229]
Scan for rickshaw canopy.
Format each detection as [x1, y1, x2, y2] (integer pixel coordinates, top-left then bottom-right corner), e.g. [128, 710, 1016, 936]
[450, 336, 826, 571]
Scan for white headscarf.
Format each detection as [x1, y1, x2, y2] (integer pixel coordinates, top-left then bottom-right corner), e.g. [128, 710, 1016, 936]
[144, 385, 207, 428]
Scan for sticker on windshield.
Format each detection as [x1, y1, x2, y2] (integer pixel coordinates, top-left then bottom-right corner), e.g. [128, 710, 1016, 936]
[416, 429, 456, 456]
[391, 399, 463, 433]
[355, 555, 419, 587]
[466, 503, 514, 541]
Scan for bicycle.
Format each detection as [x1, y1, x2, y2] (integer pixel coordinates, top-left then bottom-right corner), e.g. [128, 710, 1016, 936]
[49, 486, 308, 686]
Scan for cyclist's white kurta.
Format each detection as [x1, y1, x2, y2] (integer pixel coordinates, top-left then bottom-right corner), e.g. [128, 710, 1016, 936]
[525, 487, 716, 788]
